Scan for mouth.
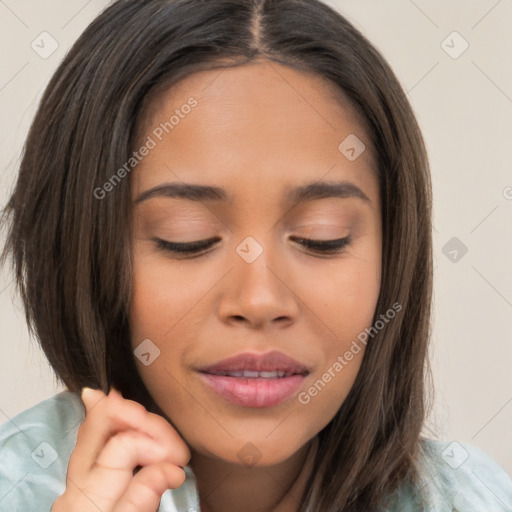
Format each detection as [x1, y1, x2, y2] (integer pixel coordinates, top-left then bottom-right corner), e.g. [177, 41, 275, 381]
[202, 369, 306, 378]
[196, 350, 310, 408]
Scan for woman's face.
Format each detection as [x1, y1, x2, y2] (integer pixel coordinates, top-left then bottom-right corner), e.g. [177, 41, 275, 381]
[129, 60, 382, 466]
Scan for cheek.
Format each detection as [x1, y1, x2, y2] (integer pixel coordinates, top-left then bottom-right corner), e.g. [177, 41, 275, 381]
[129, 249, 205, 341]
[291, 259, 380, 419]
[294, 249, 381, 344]
[292, 239, 381, 396]
[330, 262, 380, 338]
[129, 258, 197, 413]
[129, 255, 183, 397]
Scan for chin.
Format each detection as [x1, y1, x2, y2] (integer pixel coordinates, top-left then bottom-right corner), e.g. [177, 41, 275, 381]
[190, 435, 310, 469]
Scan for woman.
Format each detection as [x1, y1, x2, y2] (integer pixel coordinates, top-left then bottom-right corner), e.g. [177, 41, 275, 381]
[1, 1, 511, 511]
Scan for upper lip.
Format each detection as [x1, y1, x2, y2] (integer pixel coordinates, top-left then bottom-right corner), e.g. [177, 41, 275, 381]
[197, 350, 310, 375]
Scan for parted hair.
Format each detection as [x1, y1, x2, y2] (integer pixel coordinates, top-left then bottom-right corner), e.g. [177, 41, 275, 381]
[1, 1, 434, 510]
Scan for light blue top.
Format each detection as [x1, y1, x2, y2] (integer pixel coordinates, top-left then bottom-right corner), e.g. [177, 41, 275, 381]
[0, 390, 511, 511]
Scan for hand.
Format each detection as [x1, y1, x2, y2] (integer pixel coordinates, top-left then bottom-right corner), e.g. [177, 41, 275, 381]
[51, 387, 190, 512]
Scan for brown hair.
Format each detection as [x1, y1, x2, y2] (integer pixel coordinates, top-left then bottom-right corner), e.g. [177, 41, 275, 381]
[0, 0, 433, 510]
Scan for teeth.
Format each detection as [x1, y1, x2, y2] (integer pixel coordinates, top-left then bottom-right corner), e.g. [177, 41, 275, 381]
[243, 370, 260, 378]
[258, 371, 278, 378]
[214, 370, 294, 378]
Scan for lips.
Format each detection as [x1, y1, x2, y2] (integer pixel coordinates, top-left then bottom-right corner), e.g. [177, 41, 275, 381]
[207, 369, 296, 378]
[197, 350, 310, 376]
[196, 350, 310, 407]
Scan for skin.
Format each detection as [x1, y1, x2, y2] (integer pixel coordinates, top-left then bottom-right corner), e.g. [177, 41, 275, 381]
[52, 388, 191, 512]
[129, 59, 382, 512]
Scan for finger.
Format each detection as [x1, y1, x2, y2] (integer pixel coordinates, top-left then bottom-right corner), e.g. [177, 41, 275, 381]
[112, 462, 186, 512]
[108, 390, 190, 463]
[74, 388, 190, 474]
[75, 430, 177, 507]
[94, 429, 176, 470]
[82, 387, 190, 464]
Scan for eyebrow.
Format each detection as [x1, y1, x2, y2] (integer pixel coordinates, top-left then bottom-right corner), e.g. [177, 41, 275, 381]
[134, 180, 371, 206]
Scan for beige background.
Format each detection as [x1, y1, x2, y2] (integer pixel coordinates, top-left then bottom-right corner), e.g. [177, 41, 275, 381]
[1, 0, 511, 474]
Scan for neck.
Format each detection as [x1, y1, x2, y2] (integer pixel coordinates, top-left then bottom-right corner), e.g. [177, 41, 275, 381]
[190, 436, 318, 512]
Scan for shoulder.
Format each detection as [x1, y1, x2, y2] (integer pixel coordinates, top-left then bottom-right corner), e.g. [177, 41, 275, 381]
[406, 438, 512, 511]
[0, 390, 84, 511]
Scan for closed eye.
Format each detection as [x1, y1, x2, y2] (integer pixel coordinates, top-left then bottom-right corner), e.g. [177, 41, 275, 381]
[289, 235, 351, 253]
[153, 235, 352, 257]
[154, 237, 221, 255]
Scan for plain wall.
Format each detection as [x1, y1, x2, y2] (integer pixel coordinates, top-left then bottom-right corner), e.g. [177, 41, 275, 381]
[0, 0, 511, 474]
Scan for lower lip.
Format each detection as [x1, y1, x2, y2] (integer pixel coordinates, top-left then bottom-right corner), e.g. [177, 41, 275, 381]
[198, 372, 307, 408]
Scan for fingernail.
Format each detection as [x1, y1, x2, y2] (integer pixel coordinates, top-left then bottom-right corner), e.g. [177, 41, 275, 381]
[81, 386, 97, 401]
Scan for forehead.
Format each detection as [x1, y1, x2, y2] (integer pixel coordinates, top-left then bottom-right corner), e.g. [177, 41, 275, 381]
[132, 60, 378, 207]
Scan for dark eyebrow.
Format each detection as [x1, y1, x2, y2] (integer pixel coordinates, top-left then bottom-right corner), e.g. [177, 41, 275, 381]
[285, 180, 371, 205]
[134, 180, 371, 205]
[134, 182, 227, 204]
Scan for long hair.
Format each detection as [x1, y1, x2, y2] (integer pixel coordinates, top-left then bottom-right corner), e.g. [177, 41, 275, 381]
[0, 1, 433, 510]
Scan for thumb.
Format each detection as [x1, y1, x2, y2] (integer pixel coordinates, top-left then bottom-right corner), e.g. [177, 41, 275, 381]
[80, 386, 105, 410]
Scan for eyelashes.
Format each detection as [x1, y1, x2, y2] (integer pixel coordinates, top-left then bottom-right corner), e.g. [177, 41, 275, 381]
[155, 237, 221, 254]
[289, 236, 351, 253]
[153, 235, 352, 258]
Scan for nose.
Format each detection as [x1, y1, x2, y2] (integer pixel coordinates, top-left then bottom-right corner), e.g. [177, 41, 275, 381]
[216, 239, 300, 330]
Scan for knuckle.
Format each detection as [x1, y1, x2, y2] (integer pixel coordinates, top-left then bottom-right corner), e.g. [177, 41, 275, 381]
[111, 429, 137, 449]
[149, 410, 169, 425]
[163, 444, 181, 463]
[107, 397, 148, 424]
